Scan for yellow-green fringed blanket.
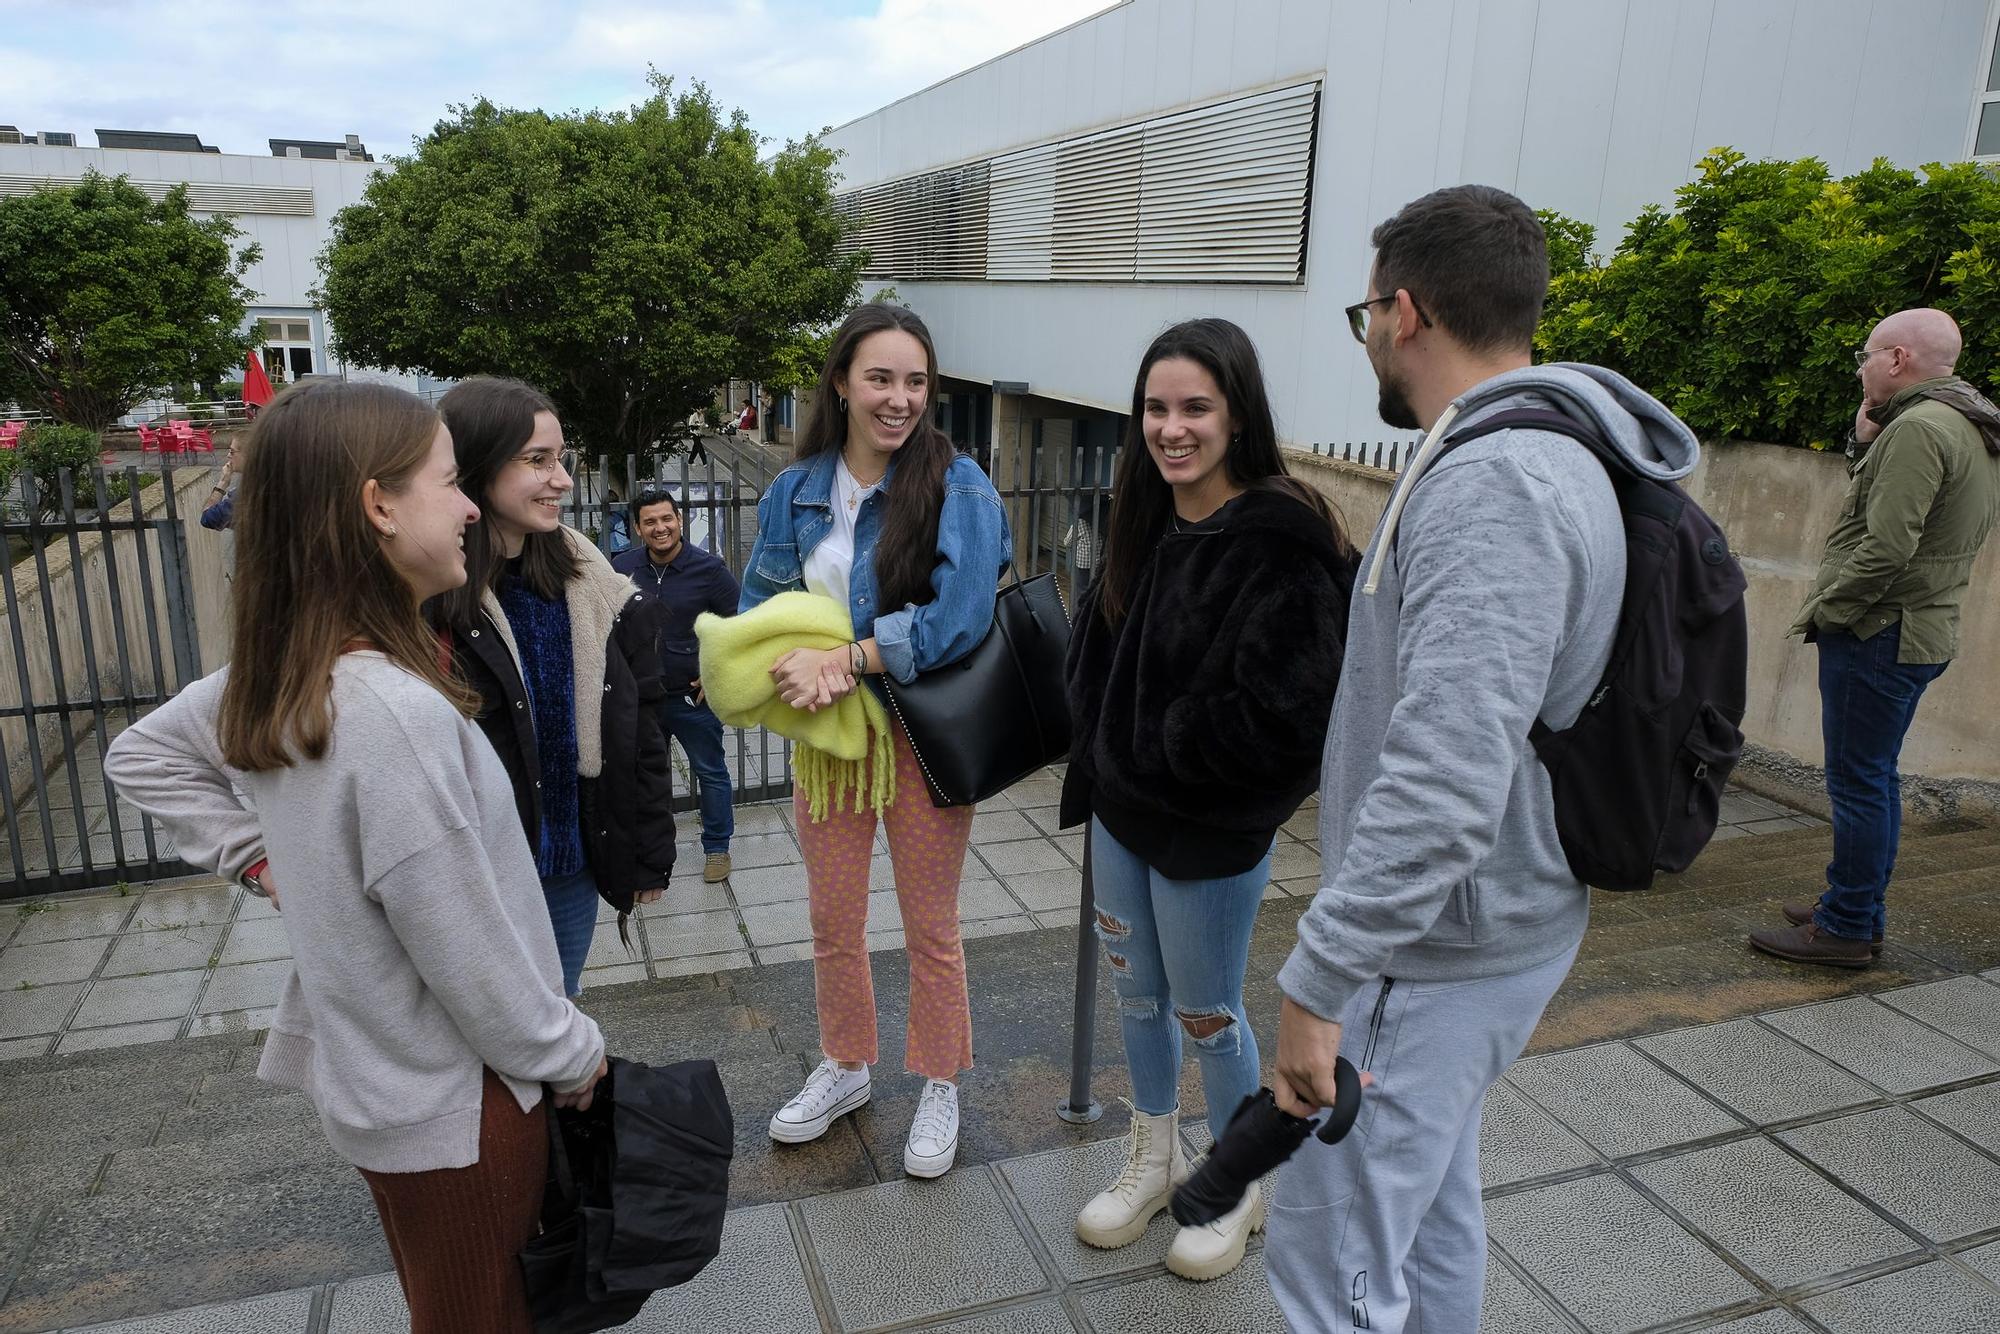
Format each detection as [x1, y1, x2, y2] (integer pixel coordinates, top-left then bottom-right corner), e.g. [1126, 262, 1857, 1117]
[695, 590, 896, 820]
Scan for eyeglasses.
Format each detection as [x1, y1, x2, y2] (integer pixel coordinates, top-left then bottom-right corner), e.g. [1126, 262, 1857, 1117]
[1853, 346, 1896, 368]
[1345, 293, 1434, 344]
[516, 447, 576, 477]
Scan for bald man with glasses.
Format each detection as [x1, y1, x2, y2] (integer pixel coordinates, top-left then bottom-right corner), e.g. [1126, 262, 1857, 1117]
[1751, 308, 2000, 967]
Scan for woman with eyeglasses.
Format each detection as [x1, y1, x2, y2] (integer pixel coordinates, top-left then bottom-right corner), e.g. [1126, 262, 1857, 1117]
[432, 376, 678, 996]
[1060, 318, 1357, 1281]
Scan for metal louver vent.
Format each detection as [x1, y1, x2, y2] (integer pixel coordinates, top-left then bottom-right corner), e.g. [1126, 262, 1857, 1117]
[0, 174, 315, 216]
[835, 79, 1319, 286]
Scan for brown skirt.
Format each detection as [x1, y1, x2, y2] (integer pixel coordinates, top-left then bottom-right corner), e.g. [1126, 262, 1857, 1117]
[358, 1068, 548, 1334]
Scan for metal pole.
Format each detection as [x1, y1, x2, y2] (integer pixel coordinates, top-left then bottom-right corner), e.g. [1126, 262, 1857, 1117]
[1058, 818, 1103, 1124]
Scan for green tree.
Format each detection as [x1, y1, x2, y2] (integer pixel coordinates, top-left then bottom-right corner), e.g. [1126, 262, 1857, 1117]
[0, 174, 258, 430]
[1537, 209, 1597, 281]
[1537, 148, 2000, 448]
[317, 75, 866, 457]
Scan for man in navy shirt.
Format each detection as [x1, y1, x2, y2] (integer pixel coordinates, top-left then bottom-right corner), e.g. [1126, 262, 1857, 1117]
[612, 487, 741, 882]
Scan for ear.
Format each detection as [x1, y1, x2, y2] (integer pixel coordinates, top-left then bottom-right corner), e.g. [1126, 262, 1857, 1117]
[361, 477, 395, 536]
[1392, 289, 1425, 348]
[831, 371, 849, 403]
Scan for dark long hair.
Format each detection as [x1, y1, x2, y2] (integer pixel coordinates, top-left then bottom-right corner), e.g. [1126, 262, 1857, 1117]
[433, 376, 581, 630]
[1096, 318, 1352, 625]
[219, 381, 479, 771]
[795, 304, 956, 611]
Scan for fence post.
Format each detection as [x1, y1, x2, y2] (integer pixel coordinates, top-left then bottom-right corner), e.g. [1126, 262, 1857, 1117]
[154, 492, 201, 687]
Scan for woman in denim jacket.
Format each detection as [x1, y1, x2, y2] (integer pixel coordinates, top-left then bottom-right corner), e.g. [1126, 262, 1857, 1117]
[742, 303, 1010, 1178]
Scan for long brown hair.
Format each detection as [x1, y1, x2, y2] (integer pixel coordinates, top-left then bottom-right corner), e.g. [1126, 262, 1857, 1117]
[1096, 318, 1352, 625]
[795, 304, 957, 611]
[219, 381, 479, 771]
[433, 376, 581, 630]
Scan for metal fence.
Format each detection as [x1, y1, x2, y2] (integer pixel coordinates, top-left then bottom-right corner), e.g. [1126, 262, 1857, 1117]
[3, 432, 1118, 900]
[1306, 437, 1420, 471]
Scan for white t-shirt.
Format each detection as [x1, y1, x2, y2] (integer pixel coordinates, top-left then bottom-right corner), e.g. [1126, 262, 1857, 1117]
[803, 455, 883, 610]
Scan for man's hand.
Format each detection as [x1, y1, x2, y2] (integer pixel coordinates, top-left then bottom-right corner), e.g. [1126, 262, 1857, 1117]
[635, 887, 663, 905]
[1273, 994, 1372, 1116]
[689, 676, 705, 706]
[1854, 397, 1884, 447]
[256, 867, 280, 912]
[554, 1056, 610, 1111]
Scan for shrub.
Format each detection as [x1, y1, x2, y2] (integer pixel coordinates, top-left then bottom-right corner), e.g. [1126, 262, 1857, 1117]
[1536, 148, 2000, 449]
[17, 423, 104, 519]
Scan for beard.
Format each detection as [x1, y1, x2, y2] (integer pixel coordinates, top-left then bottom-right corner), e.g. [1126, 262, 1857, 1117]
[1375, 366, 1420, 431]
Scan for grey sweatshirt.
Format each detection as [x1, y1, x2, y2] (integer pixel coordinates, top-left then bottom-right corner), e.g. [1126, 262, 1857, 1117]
[1278, 364, 1700, 1021]
[105, 655, 604, 1173]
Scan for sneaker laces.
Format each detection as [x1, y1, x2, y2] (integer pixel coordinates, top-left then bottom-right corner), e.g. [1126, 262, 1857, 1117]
[910, 1079, 957, 1145]
[789, 1059, 854, 1117]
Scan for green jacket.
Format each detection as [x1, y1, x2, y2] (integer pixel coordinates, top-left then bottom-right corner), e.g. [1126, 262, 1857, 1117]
[1791, 378, 2000, 664]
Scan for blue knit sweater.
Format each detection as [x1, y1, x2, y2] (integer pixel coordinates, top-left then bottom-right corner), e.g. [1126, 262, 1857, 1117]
[497, 567, 585, 879]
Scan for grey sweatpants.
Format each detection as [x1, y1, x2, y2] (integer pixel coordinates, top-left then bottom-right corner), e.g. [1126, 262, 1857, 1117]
[1265, 945, 1578, 1333]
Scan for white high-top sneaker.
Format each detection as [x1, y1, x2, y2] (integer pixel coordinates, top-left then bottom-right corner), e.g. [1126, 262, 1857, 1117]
[769, 1059, 871, 1143]
[1075, 1103, 1190, 1249]
[1165, 1177, 1265, 1281]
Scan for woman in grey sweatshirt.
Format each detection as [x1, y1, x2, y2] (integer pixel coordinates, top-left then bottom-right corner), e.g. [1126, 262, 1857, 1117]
[106, 381, 605, 1334]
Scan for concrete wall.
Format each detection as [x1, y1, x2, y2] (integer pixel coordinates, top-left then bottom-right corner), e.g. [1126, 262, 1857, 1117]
[1283, 441, 2000, 786]
[3, 468, 229, 805]
[826, 0, 1993, 446]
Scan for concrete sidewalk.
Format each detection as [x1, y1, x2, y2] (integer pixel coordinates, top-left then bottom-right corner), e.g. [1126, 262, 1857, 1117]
[35, 970, 2000, 1333]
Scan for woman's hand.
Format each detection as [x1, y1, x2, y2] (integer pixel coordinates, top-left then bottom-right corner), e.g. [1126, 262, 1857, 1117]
[635, 887, 663, 905]
[771, 648, 855, 712]
[554, 1056, 610, 1111]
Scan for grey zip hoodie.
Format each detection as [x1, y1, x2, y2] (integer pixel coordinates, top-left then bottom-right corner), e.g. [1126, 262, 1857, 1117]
[1277, 364, 1700, 1022]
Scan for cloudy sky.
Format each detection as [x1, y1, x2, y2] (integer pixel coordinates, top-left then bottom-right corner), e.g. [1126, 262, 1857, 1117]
[2, 0, 1112, 157]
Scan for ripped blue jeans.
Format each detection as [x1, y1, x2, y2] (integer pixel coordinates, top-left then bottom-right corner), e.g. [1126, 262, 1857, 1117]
[1090, 817, 1272, 1131]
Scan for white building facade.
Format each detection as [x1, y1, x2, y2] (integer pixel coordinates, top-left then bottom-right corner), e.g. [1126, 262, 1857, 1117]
[824, 0, 2000, 456]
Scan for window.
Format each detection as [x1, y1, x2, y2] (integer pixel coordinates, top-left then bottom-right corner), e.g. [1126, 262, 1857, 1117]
[1971, 8, 2000, 158]
[256, 317, 316, 381]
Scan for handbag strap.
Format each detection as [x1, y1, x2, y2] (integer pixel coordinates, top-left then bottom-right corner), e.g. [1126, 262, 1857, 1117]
[544, 1087, 579, 1208]
[992, 580, 1056, 761]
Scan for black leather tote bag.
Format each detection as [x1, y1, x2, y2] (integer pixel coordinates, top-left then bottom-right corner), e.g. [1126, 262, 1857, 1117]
[873, 572, 1072, 807]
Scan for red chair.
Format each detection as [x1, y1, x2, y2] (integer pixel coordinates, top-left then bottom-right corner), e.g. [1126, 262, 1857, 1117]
[136, 424, 162, 453]
[187, 425, 215, 452]
[0, 421, 22, 450]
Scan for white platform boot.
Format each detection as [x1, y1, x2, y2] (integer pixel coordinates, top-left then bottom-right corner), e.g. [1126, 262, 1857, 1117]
[1075, 1103, 1191, 1249]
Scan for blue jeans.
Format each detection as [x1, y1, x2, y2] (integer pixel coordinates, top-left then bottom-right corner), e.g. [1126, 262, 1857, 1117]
[659, 692, 734, 853]
[1813, 622, 1948, 942]
[541, 868, 600, 997]
[1089, 817, 1271, 1131]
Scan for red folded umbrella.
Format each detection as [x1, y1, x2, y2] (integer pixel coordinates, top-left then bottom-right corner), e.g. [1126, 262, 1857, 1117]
[243, 349, 276, 409]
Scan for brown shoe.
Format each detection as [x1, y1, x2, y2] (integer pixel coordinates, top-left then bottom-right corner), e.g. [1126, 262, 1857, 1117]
[1749, 921, 1874, 969]
[703, 852, 732, 884]
[1781, 902, 1883, 956]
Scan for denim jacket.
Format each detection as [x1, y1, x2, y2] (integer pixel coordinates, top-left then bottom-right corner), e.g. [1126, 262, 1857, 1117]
[739, 449, 1012, 683]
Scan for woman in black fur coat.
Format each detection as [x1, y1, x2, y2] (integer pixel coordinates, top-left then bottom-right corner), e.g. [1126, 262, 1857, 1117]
[1060, 317, 1356, 1281]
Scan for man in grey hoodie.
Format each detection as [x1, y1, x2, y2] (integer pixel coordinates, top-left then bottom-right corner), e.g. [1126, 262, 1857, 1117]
[1263, 185, 1701, 1332]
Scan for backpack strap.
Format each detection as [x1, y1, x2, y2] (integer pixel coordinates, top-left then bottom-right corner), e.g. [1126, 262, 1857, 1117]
[1437, 407, 1627, 477]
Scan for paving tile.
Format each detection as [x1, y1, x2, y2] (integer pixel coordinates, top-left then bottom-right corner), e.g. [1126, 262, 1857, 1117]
[1875, 976, 2000, 1059]
[1780, 1106, 2000, 1243]
[1485, 1172, 1759, 1332]
[1634, 1019, 1881, 1124]
[730, 831, 802, 869]
[234, 892, 283, 922]
[1074, 1254, 1287, 1333]
[195, 961, 291, 1014]
[72, 970, 203, 1028]
[867, 928, 905, 953]
[325, 1270, 406, 1333]
[654, 950, 753, 980]
[1507, 1043, 1744, 1158]
[1268, 841, 1320, 881]
[958, 879, 1020, 921]
[620, 1203, 818, 1333]
[8, 896, 136, 945]
[1479, 1078, 1602, 1188]
[960, 916, 1036, 941]
[126, 884, 239, 931]
[643, 908, 746, 959]
[1051, 834, 1084, 865]
[1697, 1310, 1814, 1332]
[69, 1287, 316, 1332]
[637, 882, 735, 916]
[1479, 1254, 1572, 1333]
[1630, 1136, 1917, 1287]
[1911, 1081, 2000, 1156]
[757, 941, 816, 965]
[1801, 1259, 2000, 1333]
[973, 839, 1073, 877]
[582, 915, 645, 971]
[797, 1171, 1048, 1329]
[1761, 995, 1998, 1095]
[921, 1298, 1078, 1333]
[971, 810, 1041, 844]
[729, 803, 792, 837]
[998, 1135, 1178, 1281]
[743, 901, 813, 947]
[0, 935, 110, 987]
[100, 925, 225, 977]
[1957, 1237, 2000, 1284]
[0, 1033, 53, 1060]
[185, 1007, 274, 1038]
[1001, 870, 1082, 913]
[57, 1019, 183, 1054]
[1032, 909, 1082, 931]
[217, 917, 292, 966]
[579, 961, 649, 989]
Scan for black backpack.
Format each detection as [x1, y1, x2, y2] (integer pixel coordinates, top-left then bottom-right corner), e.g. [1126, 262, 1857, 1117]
[1433, 408, 1749, 891]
